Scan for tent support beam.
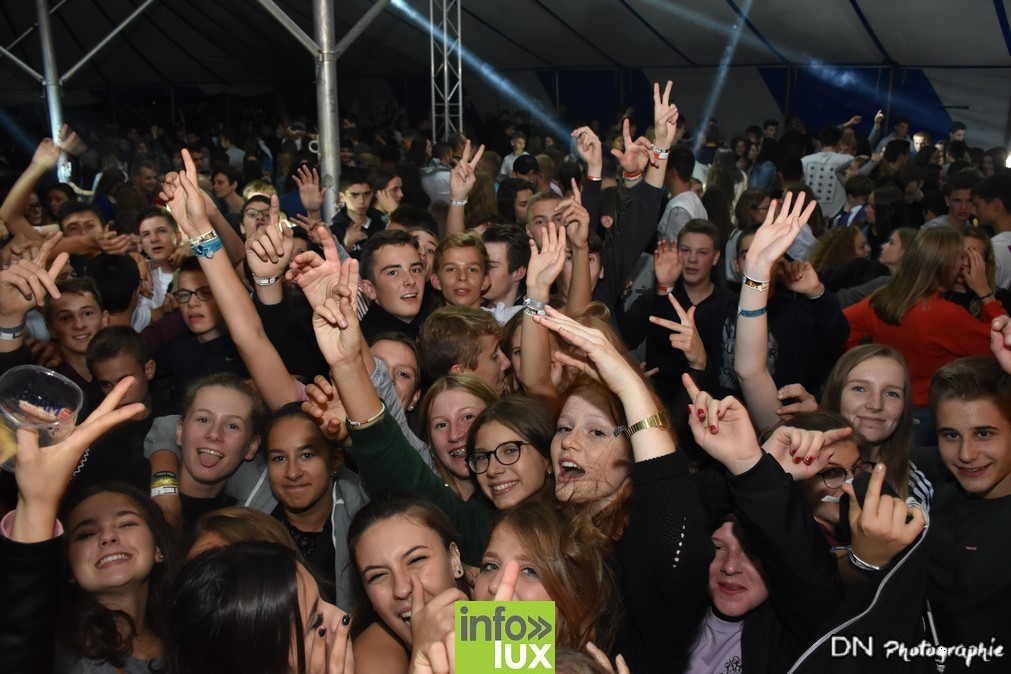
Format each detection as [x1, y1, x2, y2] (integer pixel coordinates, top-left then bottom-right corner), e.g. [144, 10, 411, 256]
[334, 0, 391, 58]
[35, 0, 67, 181]
[256, 0, 320, 55]
[7, 0, 70, 51]
[62, 0, 157, 83]
[313, 0, 340, 222]
[0, 42, 43, 82]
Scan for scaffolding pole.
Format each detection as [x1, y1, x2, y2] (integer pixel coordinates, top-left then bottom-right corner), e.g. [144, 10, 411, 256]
[430, 0, 462, 142]
[35, 0, 67, 181]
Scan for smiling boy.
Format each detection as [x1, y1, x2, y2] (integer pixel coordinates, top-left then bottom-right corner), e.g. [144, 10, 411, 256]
[927, 356, 1011, 669]
[430, 232, 491, 310]
[44, 277, 109, 405]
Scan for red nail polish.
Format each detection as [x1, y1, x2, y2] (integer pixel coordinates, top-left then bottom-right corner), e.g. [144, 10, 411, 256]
[793, 455, 802, 464]
[697, 408, 705, 418]
[804, 456, 814, 465]
[710, 424, 717, 433]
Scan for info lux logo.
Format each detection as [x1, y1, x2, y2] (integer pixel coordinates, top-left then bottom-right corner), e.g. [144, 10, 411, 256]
[455, 601, 555, 672]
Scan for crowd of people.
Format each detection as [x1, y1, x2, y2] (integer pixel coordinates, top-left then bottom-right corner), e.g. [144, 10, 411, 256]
[1, 78, 1011, 674]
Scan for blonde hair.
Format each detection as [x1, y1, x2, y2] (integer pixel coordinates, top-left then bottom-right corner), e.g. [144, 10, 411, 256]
[869, 227, 962, 325]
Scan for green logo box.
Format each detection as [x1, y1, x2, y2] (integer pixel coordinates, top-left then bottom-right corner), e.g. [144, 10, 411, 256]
[455, 601, 555, 672]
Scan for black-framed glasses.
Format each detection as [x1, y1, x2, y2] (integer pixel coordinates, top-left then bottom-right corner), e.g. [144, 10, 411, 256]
[172, 286, 214, 304]
[818, 461, 875, 489]
[467, 440, 528, 474]
[244, 207, 270, 219]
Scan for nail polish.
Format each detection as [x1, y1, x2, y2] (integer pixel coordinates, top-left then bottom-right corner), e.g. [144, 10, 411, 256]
[804, 456, 814, 465]
[342, 614, 350, 626]
[318, 628, 326, 637]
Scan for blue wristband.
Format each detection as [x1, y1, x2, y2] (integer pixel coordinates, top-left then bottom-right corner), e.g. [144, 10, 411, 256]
[192, 235, 223, 259]
[737, 305, 767, 318]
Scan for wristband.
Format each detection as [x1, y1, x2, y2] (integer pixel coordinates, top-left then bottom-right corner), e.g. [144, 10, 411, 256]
[980, 292, 995, 300]
[651, 145, 671, 161]
[622, 169, 644, 181]
[586, 175, 601, 182]
[807, 289, 826, 300]
[847, 547, 883, 573]
[150, 471, 179, 488]
[188, 229, 218, 246]
[191, 235, 223, 259]
[737, 305, 767, 318]
[619, 409, 670, 437]
[523, 296, 547, 317]
[151, 485, 180, 498]
[347, 402, 386, 428]
[0, 323, 26, 340]
[449, 198, 468, 207]
[742, 275, 770, 292]
[253, 274, 281, 286]
[656, 283, 674, 295]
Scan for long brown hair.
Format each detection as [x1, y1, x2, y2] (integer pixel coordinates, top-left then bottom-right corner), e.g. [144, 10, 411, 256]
[868, 227, 962, 325]
[820, 345, 913, 498]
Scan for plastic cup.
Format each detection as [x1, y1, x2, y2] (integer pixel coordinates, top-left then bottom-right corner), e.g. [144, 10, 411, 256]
[0, 365, 84, 471]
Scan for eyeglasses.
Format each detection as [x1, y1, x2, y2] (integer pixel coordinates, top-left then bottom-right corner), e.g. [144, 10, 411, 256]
[467, 440, 528, 474]
[818, 461, 875, 489]
[172, 286, 214, 304]
[244, 208, 270, 219]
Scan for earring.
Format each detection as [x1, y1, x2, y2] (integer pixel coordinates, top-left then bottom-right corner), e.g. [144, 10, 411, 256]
[455, 567, 464, 578]
[408, 404, 415, 412]
[156, 551, 164, 562]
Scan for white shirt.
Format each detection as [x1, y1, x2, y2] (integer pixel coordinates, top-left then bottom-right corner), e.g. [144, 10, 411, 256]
[992, 231, 1011, 289]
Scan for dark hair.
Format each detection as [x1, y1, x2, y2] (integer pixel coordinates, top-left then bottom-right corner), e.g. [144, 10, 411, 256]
[212, 165, 241, 186]
[466, 396, 554, 477]
[164, 542, 303, 674]
[359, 228, 419, 282]
[338, 167, 369, 193]
[86, 325, 149, 372]
[929, 356, 1011, 426]
[845, 174, 874, 198]
[776, 156, 804, 183]
[86, 254, 140, 314]
[387, 204, 437, 234]
[666, 143, 695, 184]
[869, 185, 907, 239]
[973, 174, 1011, 213]
[57, 200, 105, 229]
[482, 223, 531, 274]
[368, 166, 398, 192]
[44, 277, 104, 323]
[266, 402, 340, 463]
[58, 483, 180, 666]
[131, 155, 158, 177]
[947, 171, 981, 195]
[818, 125, 843, 148]
[678, 219, 722, 250]
[136, 206, 177, 231]
[734, 189, 769, 228]
[496, 178, 537, 225]
[883, 140, 910, 163]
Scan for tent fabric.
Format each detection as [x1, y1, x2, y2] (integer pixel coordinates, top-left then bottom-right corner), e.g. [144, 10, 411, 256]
[1, 0, 1009, 145]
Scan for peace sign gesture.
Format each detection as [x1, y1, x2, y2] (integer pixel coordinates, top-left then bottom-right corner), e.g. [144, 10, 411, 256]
[449, 138, 485, 203]
[652, 80, 680, 149]
[649, 294, 706, 370]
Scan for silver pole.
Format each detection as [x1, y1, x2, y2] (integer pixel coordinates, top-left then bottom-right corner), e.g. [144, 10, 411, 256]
[314, 0, 340, 223]
[0, 43, 43, 82]
[6, 0, 70, 51]
[334, 0, 391, 59]
[257, 0, 319, 57]
[62, 0, 157, 83]
[35, 0, 68, 182]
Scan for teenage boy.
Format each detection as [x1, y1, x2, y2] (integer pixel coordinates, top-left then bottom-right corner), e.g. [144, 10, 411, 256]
[330, 167, 385, 255]
[43, 277, 108, 405]
[430, 232, 491, 310]
[419, 305, 510, 392]
[152, 257, 246, 404]
[359, 229, 428, 340]
[68, 326, 175, 496]
[922, 172, 979, 233]
[926, 357, 1011, 671]
[481, 224, 529, 321]
[136, 206, 180, 309]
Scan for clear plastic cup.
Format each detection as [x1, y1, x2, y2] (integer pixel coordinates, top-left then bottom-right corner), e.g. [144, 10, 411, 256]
[0, 365, 84, 471]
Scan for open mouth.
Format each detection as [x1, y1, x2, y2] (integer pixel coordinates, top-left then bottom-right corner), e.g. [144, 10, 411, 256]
[97, 553, 131, 568]
[490, 480, 519, 494]
[448, 448, 466, 460]
[399, 610, 412, 625]
[557, 460, 585, 481]
[197, 448, 225, 468]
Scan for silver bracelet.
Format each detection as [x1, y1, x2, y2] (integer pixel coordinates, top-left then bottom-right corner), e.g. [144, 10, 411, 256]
[847, 546, 883, 572]
[449, 198, 468, 207]
[253, 274, 281, 286]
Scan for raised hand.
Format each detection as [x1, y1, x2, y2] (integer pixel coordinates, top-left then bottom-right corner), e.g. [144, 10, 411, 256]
[761, 425, 853, 480]
[290, 213, 327, 247]
[962, 246, 991, 299]
[649, 295, 706, 370]
[302, 375, 350, 443]
[293, 165, 327, 215]
[311, 258, 363, 368]
[585, 642, 631, 674]
[557, 179, 589, 249]
[990, 315, 1011, 375]
[609, 119, 651, 176]
[842, 463, 926, 568]
[245, 195, 295, 278]
[682, 372, 762, 475]
[653, 239, 682, 288]
[532, 305, 642, 397]
[95, 230, 132, 256]
[409, 576, 467, 667]
[780, 260, 825, 298]
[651, 80, 680, 150]
[743, 191, 817, 278]
[305, 606, 354, 674]
[288, 226, 345, 309]
[12, 376, 146, 542]
[449, 138, 485, 203]
[0, 234, 68, 320]
[570, 126, 602, 175]
[873, 110, 884, 127]
[775, 382, 819, 418]
[525, 222, 567, 297]
[31, 125, 85, 170]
